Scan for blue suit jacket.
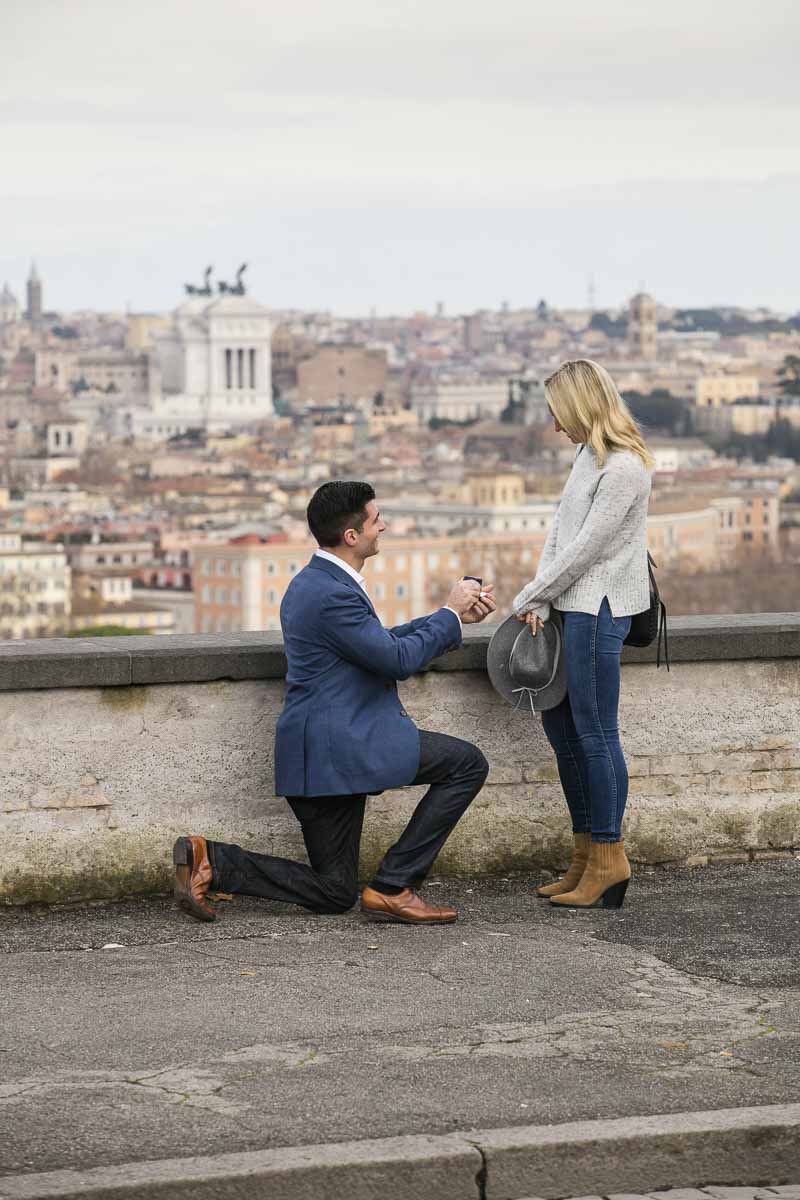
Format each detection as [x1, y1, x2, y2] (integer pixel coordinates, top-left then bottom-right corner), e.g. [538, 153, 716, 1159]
[274, 555, 462, 797]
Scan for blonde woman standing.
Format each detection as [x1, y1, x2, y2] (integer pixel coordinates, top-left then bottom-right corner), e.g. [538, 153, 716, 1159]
[513, 360, 654, 909]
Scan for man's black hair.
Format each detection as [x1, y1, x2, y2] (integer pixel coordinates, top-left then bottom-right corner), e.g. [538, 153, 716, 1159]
[306, 480, 376, 548]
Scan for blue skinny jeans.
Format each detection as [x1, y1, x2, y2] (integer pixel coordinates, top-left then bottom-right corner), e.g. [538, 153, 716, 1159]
[540, 598, 632, 843]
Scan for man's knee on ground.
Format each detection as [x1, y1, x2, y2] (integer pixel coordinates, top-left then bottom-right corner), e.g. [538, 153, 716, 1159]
[469, 744, 490, 782]
[315, 876, 359, 915]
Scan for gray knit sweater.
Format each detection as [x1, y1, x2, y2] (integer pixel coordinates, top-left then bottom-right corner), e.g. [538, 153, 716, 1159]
[512, 445, 652, 621]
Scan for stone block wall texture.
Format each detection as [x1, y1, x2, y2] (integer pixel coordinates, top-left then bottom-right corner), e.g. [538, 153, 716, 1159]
[2, 651, 799, 903]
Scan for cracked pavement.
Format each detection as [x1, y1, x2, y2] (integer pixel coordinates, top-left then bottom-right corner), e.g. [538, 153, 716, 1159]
[1, 861, 799, 1178]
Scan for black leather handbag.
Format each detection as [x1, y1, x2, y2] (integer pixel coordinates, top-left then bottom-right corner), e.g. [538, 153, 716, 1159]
[624, 552, 669, 669]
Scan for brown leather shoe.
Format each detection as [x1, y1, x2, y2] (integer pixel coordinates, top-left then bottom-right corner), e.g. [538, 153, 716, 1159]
[173, 836, 216, 922]
[361, 885, 457, 925]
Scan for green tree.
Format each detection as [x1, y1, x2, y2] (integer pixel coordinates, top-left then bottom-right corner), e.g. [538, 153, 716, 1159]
[710, 418, 800, 463]
[622, 389, 689, 435]
[589, 312, 627, 338]
[777, 354, 800, 397]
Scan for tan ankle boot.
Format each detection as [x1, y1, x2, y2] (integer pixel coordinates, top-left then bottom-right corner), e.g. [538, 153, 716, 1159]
[537, 833, 591, 898]
[550, 839, 631, 909]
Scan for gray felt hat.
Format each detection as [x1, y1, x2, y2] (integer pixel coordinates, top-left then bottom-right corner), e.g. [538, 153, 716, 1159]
[486, 610, 567, 713]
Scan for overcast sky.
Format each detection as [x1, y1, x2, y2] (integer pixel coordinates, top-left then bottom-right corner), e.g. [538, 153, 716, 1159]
[2, 0, 798, 315]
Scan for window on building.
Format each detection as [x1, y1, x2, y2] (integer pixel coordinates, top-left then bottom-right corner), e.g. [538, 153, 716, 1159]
[374, 558, 385, 573]
[216, 559, 227, 574]
[266, 561, 276, 575]
[375, 582, 385, 600]
[395, 555, 406, 570]
[231, 560, 241, 577]
[201, 585, 211, 602]
[225, 348, 232, 390]
[289, 561, 298, 575]
[427, 553, 439, 569]
[249, 347, 256, 389]
[268, 589, 277, 605]
[217, 587, 228, 604]
[231, 588, 240, 605]
[743, 531, 753, 542]
[395, 584, 406, 598]
[201, 558, 211, 574]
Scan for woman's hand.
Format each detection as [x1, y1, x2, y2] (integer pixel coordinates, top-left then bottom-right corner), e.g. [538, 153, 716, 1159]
[514, 611, 546, 636]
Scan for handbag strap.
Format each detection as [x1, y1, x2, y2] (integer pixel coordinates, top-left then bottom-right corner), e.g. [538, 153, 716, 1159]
[656, 601, 670, 671]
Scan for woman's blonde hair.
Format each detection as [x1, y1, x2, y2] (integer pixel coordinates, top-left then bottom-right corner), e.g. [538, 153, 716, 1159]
[544, 359, 655, 469]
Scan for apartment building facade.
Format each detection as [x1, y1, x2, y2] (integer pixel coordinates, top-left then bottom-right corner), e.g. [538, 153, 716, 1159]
[193, 490, 782, 635]
[648, 492, 780, 567]
[410, 379, 509, 424]
[193, 530, 549, 634]
[695, 374, 760, 407]
[0, 534, 70, 640]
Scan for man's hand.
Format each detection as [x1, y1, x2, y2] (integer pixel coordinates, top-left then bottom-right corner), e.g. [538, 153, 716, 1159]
[462, 582, 497, 624]
[514, 611, 546, 636]
[445, 577, 482, 617]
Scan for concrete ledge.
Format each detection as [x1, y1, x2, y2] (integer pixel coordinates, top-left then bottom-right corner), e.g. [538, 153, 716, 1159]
[0, 632, 287, 691]
[0, 613, 798, 691]
[478, 1103, 800, 1197]
[2, 1105, 799, 1199]
[0, 1133, 482, 1200]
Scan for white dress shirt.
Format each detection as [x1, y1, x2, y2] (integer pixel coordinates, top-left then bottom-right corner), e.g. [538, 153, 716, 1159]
[313, 549, 462, 630]
[314, 549, 367, 592]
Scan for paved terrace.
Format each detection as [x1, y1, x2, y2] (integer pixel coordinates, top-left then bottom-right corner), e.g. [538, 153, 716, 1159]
[1, 613, 799, 904]
[1, 865, 799, 1194]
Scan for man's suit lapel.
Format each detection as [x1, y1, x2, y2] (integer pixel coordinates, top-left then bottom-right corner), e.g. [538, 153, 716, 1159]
[307, 555, 379, 618]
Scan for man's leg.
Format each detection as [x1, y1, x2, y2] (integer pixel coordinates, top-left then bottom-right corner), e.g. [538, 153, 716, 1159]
[370, 730, 488, 892]
[181, 795, 366, 918]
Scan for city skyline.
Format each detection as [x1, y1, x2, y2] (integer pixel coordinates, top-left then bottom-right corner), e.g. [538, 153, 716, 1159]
[0, 252, 796, 323]
[2, 0, 798, 314]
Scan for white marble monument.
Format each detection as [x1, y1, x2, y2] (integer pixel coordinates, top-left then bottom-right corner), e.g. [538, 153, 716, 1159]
[126, 267, 274, 438]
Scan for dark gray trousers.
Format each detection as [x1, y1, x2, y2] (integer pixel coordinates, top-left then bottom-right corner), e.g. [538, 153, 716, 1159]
[207, 730, 489, 914]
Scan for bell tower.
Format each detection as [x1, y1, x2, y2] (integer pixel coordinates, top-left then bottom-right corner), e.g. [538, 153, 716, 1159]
[26, 262, 42, 322]
[628, 292, 657, 360]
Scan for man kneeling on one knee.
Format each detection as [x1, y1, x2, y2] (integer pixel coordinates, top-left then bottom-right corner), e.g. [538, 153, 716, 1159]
[174, 480, 496, 926]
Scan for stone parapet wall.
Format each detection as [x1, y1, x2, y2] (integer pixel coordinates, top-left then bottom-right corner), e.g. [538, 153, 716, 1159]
[2, 614, 799, 904]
